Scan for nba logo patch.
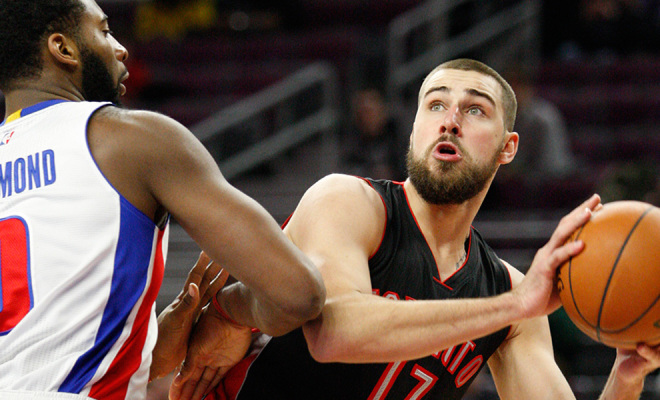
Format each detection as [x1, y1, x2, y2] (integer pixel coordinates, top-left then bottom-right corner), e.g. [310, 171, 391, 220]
[0, 130, 14, 146]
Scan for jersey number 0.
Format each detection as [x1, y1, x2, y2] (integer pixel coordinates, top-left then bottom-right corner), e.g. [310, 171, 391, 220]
[0, 217, 32, 335]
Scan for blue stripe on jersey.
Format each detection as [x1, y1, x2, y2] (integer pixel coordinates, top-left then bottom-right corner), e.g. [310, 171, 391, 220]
[59, 197, 155, 393]
[0, 100, 68, 126]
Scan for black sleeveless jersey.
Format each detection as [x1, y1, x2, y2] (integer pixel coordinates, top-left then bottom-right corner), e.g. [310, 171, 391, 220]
[229, 179, 512, 400]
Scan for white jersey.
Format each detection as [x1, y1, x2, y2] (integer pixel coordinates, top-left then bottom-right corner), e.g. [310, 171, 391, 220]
[0, 101, 169, 400]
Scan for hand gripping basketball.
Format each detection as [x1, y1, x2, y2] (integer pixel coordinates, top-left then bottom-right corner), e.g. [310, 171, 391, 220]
[558, 201, 660, 349]
[516, 194, 602, 320]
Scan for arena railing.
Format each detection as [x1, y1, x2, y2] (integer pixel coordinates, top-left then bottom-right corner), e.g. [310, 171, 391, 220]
[190, 61, 341, 181]
[386, 0, 541, 108]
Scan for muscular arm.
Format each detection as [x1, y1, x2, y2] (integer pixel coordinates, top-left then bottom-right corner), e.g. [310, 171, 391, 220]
[291, 175, 597, 363]
[489, 264, 660, 400]
[87, 107, 324, 336]
[488, 265, 575, 400]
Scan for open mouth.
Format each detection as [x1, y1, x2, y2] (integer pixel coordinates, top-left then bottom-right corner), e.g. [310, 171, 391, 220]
[432, 141, 462, 162]
[435, 142, 459, 155]
[438, 145, 457, 155]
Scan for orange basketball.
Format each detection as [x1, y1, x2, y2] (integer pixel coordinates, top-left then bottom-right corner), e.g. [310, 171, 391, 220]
[557, 200, 660, 349]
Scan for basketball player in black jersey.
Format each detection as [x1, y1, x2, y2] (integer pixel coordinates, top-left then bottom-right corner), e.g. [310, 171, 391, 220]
[172, 59, 660, 400]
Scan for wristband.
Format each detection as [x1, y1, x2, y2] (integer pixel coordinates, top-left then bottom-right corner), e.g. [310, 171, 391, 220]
[211, 293, 244, 327]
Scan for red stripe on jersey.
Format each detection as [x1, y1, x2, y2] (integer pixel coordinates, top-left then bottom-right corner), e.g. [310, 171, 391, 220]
[211, 352, 259, 400]
[88, 229, 166, 399]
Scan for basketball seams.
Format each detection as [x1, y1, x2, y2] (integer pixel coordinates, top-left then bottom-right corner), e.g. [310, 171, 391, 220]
[600, 292, 660, 335]
[596, 206, 655, 342]
[567, 225, 596, 330]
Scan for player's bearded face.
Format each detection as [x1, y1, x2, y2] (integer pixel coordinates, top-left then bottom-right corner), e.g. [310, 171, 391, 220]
[80, 46, 122, 104]
[406, 137, 500, 205]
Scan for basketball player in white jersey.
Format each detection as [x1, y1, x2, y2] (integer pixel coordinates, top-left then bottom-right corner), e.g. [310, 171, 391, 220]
[0, 0, 325, 399]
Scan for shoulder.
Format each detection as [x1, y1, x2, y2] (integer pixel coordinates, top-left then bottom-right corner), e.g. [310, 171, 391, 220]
[85, 106, 215, 219]
[88, 106, 206, 166]
[90, 106, 189, 139]
[298, 174, 385, 210]
[286, 174, 386, 253]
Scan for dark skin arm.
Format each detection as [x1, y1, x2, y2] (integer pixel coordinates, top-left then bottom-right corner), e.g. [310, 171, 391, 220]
[87, 105, 324, 355]
[149, 252, 244, 381]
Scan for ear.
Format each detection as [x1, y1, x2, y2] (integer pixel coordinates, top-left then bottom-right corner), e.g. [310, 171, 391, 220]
[498, 131, 518, 165]
[47, 33, 80, 69]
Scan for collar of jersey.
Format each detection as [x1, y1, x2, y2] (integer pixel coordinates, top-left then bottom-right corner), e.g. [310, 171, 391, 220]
[1, 99, 69, 126]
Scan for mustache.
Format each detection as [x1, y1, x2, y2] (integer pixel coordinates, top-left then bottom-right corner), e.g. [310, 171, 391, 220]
[428, 135, 465, 155]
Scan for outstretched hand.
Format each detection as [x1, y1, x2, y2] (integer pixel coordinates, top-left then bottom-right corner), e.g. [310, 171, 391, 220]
[597, 344, 660, 399]
[168, 292, 253, 400]
[150, 252, 228, 381]
[514, 194, 601, 319]
[614, 344, 660, 384]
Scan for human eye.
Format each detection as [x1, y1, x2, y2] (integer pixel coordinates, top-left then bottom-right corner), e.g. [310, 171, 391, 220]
[467, 106, 484, 116]
[429, 101, 445, 111]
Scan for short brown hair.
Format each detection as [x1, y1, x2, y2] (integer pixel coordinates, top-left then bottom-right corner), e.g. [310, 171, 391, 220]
[418, 59, 517, 131]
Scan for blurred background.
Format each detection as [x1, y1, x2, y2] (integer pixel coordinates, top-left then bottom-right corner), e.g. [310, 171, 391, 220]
[4, 0, 658, 398]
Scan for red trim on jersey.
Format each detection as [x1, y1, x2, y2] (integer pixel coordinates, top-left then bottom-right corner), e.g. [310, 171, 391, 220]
[367, 361, 406, 400]
[280, 214, 293, 229]
[359, 177, 388, 260]
[211, 352, 260, 400]
[432, 230, 472, 287]
[400, 183, 474, 290]
[502, 263, 515, 340]
[88, 229, 166, 400]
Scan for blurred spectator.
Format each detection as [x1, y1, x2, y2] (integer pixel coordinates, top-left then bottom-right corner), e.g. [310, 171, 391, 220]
[596, 160, 659, 204]
[341, 88, 407, 181]
[507, 66, 577, 179]
[548, 0, 660, 60]
[135, 0, 218, 42]
[486, 64, 583, 209]
[215, 0, 304, 31]
[579, 0, 658, 57]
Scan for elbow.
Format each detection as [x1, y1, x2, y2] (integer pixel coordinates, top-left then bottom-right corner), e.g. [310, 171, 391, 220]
[307, 343, 333, 363]
[307, 340, 344, 363]
[262, 262, 326, 336]
[291, 258, 326, 321]
[301, 266, 327, 319]
[304, 321, 344, 363]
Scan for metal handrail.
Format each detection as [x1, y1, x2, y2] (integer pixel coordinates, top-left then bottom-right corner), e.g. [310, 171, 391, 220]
[190, 62, 341, 181]
[387, 0, 540, 104]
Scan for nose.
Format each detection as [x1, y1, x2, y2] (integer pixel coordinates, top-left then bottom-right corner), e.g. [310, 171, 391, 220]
[116, 43, 128, 62]
[112, 37, 129, 62]
[440, 105, 461, 136]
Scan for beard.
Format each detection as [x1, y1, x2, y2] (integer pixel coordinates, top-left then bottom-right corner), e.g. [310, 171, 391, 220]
[80, 47, 122, 104]
[406, 139, 500, 205]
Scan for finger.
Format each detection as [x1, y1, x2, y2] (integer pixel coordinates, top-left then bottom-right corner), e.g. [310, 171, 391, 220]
[200, 268, 230, 308]
[188, 252, 212, 289]
[190, 367, 219, 400]
[177, 282, 201, 313]
[550, 239, 586, 270]
[549, 194, 600, 247]
[170, 363, 206, 400]
[169, 372, 184, 400]
[637, 343, 660, 363]
[198, 260, 225, 300]
[207, 372, 225, 395]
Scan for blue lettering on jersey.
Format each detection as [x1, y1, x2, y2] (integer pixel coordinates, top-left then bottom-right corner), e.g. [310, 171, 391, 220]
[0, 150, 56, 198]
